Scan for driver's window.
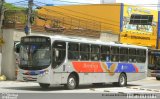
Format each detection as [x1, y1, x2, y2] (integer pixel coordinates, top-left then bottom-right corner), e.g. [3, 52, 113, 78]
[52, 41, 66, 68]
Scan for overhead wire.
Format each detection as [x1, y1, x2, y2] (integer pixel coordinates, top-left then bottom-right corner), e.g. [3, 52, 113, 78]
[8, 1, 159, 31]
[10, 0, 28, 5]
[51, 0, 93, 4]
[35, 0, 160, 25]
[37, 7, 119, 29]
[35, 2, 118, 24]
[9, 0, 160, 7]
[50, 0, 119, 23]
[34, 3, 120, 28]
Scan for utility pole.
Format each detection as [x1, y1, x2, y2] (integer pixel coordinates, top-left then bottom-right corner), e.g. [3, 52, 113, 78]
[26, 0, 33, 35]
[0, 0, 4, 36]
[0, 0, 5, 75]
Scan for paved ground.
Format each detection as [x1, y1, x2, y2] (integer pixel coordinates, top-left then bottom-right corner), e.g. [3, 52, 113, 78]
[0, 77, 160, 93]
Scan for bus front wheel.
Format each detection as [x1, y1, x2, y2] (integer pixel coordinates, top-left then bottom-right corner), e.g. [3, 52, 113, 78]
[65, 74, 77, 90]
[39, 83, 50, 89]
[118, 73, 127, 87]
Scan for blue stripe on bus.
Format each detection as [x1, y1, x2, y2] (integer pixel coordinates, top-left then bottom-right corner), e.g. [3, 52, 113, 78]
[105, 62, 138, 73]
[115, 63, 137, 73]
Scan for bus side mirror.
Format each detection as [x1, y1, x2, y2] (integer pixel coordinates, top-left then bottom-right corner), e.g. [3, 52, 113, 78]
[14, 42, 21, 53]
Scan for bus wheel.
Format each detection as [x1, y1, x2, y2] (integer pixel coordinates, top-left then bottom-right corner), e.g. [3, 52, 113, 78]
[156, 76, 160, 80]
[39, 83, 50, 89]
[118, 73, 127, 87]
[65, 74, 77, 90]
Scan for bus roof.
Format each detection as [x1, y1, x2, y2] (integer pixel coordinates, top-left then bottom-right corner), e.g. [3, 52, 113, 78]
[26, 34, 148, 50]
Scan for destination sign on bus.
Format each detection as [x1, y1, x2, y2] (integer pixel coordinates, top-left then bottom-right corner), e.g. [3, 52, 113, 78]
[21, 37, 50, 43]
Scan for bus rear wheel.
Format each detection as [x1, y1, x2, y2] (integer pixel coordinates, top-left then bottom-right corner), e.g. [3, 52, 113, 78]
[118, 73, 127, 87]
[65, 74, 77, 90]
[39, 83, 50, 89]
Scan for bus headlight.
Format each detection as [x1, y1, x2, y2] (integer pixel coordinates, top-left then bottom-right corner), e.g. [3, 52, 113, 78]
[39, 70, 49, 77]
[44, 70, 49, 74]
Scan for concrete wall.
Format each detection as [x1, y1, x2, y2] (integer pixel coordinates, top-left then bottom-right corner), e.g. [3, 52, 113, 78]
[100, 32, 119, 42]
[2, 29, 25, 80]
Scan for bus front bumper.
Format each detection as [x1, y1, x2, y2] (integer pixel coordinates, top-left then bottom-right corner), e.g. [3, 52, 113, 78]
[17, 70, 51, 84]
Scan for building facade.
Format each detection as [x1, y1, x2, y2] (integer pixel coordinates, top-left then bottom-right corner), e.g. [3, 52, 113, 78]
[120, 5, 158, 48]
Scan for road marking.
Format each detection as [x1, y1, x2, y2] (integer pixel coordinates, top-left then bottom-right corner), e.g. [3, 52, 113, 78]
[127, 87, 160, 93]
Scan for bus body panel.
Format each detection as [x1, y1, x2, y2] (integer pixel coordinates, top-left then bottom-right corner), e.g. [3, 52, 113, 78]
[126, 73, 146, 82]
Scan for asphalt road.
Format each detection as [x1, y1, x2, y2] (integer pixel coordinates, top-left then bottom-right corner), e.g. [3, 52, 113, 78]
[0, 77, 159, 93]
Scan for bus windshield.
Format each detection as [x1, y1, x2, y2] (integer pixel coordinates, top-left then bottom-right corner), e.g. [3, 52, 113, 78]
[148, 50, 160, 70]
[155, 56, 160, 69]
[19, 44, 51, 68]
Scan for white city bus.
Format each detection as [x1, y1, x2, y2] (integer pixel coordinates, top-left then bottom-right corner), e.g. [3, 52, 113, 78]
[16, 35, 148, 89]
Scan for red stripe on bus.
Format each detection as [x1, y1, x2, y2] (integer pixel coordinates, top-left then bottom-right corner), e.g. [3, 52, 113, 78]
[133, 64, 139, 72]
[72, 61, 103, 72]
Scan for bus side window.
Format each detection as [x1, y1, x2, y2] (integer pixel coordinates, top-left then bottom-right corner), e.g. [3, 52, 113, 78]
[110, 47, 119, 62]
[91, 45, 100, 61]
[136, 49, 146, 63]
[80, 44, 90, 61]
[119, 47, 128, 62]
[101, 46, 110, 62]
[68, 43, 79, 60]
[129, 48, 136, 63]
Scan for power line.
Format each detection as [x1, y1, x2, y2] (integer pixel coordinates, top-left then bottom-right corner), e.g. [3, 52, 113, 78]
[10, 0, 28, 5]
[34, 4, 120, 28]
[34, 1, 160, 25]
[34, 1, 47, 6]
[13, 3, 28, 7]
[34, 0, 160, 7]
[43, 7, 119, 28]
[4, 1, 157, 29]
[35, 1, 119, 23]
[51, 1, 119, 23]
[8, 0, 160, 8]
[52, 0, 93, 4]
[6, 0, 28, 8]
[36, 14, 102, 31]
